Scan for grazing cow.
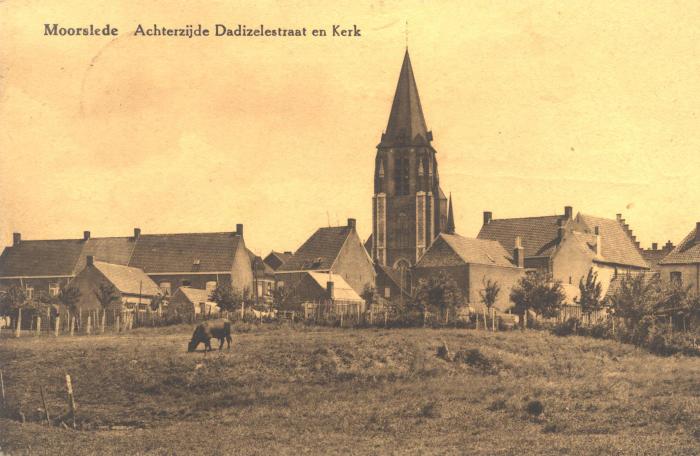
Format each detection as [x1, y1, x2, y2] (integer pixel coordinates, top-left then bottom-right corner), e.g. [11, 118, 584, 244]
[187, 321, 232, 352]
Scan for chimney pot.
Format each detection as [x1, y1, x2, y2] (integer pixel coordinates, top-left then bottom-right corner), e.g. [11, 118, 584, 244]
[483, 211, 492, 225]
[651, 242, 658, 250]
[83, 230, 91, 241]
[134, 228, 141, 239]
[616, 214, 622, 221]
[12, 232, 21, 246]
[326, 281, 335, 300]
[347, 218, 356, 229]
[595, 231, 602, 257]
[594, 226, 600, 235]
[236, 224, 244, 237]
[87, 255, 94, 267]
[564, 206, 573, 219]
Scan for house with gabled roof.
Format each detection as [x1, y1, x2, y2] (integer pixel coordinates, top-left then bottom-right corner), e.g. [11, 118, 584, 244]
[658, 222, 700, 294]
[168, 286, 220, 318]
[477, 206, 649, 300]
[275, 218, 375, 300]
[69, 256, 162, 314]
[413, 232, 524, 311]
[0, 225, 253, 300]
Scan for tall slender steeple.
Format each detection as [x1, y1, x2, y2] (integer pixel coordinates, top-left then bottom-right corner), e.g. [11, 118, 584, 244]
[446, 193, 455, 234]
[381, 50, 431, 148]
[372, 49, 448, 269]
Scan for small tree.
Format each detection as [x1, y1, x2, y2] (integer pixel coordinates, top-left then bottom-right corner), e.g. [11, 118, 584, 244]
[0, 285, 27, 328]
[210, 284, 243, 314]
[94, 283, 119, 331]
[607, 273, 660, 328]
[58, 286, 82, 325]
[510, 272, 565, 328]
[574, 268, 603, 324]
[479, 278, 501, 331]
[412, 271, 463, 323]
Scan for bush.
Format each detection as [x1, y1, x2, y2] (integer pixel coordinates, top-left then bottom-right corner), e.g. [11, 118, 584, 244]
[453, 348, 499, 374]
[552, 318, 579, 336]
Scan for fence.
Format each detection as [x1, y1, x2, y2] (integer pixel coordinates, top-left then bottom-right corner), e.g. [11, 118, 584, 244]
[0, 306, 233, 338]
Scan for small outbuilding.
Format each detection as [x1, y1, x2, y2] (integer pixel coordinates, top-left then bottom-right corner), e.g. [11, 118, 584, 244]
[169, 286, 220, 318]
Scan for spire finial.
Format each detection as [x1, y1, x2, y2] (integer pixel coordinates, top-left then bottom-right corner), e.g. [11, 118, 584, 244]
[405, 20, 408, 49]
[446, 193, 455, 234]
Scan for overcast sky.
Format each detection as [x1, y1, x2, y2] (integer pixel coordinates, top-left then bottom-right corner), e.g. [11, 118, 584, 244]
[2, 0, 700, 255]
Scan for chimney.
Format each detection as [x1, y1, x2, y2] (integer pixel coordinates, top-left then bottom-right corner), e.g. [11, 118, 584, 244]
[483, 211, 492, 225]
[616, 214, 622, 221]
[594, 226, 602, 256]
[83, 230, 91, 241]
[564, 206, 573, 219]
[651, 242, 658, 250]
[513, 236, 525, 268]
[326, 280, 334, 300]
[87, 255, 94, 267]
[695, 222, 700, 243]
[12, 232, 21, 246]
[347, 218, 356, 230]
[236, 224, 244, 237]
[557, 218, 566, 240]
[133, 227, 141, 239]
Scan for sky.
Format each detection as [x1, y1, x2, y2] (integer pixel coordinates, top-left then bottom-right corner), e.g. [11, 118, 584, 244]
[1, 0, 700, 256]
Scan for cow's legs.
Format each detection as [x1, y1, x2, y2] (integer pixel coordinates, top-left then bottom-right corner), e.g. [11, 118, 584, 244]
[226, 335, 232, 349]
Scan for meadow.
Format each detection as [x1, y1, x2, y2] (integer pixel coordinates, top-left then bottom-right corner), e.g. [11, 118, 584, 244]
[0, 323, 699, 455]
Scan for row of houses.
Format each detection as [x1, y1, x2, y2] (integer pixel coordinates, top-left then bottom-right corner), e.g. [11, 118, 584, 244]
[2, 209, 698, 319]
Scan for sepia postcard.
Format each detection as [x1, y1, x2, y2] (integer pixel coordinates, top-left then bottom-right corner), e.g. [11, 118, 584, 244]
[1, 1, 699, 455]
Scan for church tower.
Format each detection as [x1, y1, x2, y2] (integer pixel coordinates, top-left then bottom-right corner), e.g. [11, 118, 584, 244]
[372, 50, 448, 269]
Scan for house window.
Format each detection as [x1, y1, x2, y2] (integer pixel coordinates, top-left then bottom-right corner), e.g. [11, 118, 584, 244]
[159, 282, 172, 296]
[205, 281, 217, 292]
[384, 287, 391, 298]
[49, 283, 60, 296]
[670, 271, 682, 286]
[181, 280, 191, 287]
[25, 286, 33, 300]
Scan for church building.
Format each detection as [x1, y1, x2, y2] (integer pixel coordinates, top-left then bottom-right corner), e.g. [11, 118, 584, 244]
[371, 50, 450, 275]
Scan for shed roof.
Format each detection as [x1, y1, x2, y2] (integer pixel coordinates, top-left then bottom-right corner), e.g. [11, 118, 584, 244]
[93, 261, 160, 296]
[307, 271, 363, 303]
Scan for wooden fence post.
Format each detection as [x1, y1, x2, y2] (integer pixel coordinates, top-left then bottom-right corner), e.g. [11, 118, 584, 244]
[70, 317, 75, 337]
[55, 317, 60, 337]
[101, 310, 106, 334]
[116, 315, 120, 333]
[65, 374, 77, 429]
[384, 310, 388, 327]
[86, 316, 91, 335]
[0, 369, 5, 409]
[36, 316, 41, 336]
[40, 386, 51, 425]
[15, 308, 21, 338]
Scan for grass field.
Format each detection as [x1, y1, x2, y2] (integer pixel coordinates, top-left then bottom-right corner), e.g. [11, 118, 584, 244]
[0, 323, 699, 455]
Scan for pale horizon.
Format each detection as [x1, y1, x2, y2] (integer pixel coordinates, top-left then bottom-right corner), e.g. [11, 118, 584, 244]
[2, 1, 700, 256]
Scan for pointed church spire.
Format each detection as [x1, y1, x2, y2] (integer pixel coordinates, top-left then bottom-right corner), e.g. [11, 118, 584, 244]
[446, 193, 455, 234]
[381, 50, 431, 147]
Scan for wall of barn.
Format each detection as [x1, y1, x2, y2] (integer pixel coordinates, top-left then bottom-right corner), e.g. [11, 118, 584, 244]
[279, 274, 327, 310]
[412, 264, 469, 304]
[69, 266, 125, 314]
[659, 263, 700, 295]
[231, 237, 254, 293]
[332, 230, 376, 295]
[468, 264, 524, 312]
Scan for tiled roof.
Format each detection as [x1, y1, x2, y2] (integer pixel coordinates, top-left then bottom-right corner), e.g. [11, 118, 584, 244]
[660, 228, 700, 264]
[0, 239, 85, 277]
[277, 226, 352, 272]
[74, 237, 135, 273]
[176, 286, 215, 305]
[307, 271, 363, 303]
[417, 233, 517, 268]
[642, 249, 671, 269]
[577, 215, 648, 268]
[93, 261, 160, 296]
[128, 232, 242, 273]
[477, 215, 566, 258]
[0, 231, 244, 278]
[269, 251, 293, 264]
